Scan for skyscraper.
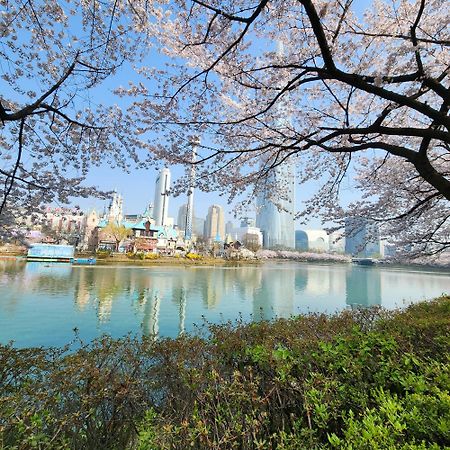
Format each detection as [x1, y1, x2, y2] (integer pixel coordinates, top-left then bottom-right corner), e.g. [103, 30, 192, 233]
[255, 42, 296, 249]
[178, 204, 204, 238]
[204, 205, 225, 241]
[225, 220, 234, 235]
[177, 204, 188, 230]
[345, 217, 380, 257]
[153, 168, 171, 226]
[256, 157, 295, 249]
[193, 217, 205, 238]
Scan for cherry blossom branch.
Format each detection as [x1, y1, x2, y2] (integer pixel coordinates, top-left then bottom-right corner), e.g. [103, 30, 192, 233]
[0, 55, 79, 122]
[0, 119, 25, 215]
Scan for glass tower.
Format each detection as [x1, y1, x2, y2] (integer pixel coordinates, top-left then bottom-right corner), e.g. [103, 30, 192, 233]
[256, 160, 295, 249]
[255, 40, 296, 249]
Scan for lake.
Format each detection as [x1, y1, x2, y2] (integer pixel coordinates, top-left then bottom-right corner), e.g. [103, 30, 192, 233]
[0, 259, 449, 348]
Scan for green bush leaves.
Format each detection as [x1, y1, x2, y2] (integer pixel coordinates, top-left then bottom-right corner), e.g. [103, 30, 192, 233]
[0, 297, 449, 449]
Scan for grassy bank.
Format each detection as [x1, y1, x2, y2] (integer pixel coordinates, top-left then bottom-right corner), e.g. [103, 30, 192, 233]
[93, 255, 261, 267]
[1, 297, 449, 449]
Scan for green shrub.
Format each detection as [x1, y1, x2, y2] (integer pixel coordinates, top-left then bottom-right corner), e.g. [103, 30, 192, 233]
[95, 249, 111, 259]
[0, 297, 448, 449]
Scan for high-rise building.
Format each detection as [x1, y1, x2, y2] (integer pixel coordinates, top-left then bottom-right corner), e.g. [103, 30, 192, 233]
[256, 42, 296, 249]
[225, 220, 234, 235]
[153, 168, 171, 226]
[193, 217, 204, 238]
[178, 204, 204, 238]
[184, 139, 198, 240]
[204, 205, 225, 241]
[256, 161, 295, 249]
[345, 217, 380, 257]
[177, 204, 188, 230]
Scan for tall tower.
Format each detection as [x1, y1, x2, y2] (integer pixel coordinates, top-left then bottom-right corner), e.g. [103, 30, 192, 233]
[256, 41, 295, 249]
[205, 205, 225, 241]
[184, 138, 198, 240]
[256, 165, 295, 249]
[153, 168, 171, 226]
[177, 204, 188, 230]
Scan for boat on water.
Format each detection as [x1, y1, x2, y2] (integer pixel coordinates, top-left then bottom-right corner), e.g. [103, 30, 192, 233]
[73, 258, 97, 265]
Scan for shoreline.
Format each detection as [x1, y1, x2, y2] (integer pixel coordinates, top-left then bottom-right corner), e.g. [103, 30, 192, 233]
[1, 253, 450, 270]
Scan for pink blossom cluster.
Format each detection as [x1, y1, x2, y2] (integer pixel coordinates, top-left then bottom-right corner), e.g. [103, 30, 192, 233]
[256, 250, 350, 263]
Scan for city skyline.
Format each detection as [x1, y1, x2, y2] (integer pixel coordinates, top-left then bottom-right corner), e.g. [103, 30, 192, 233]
[76, 162, 331, 230]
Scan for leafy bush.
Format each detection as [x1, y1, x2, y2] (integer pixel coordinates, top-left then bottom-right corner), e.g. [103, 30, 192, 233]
[0, 297, 448, 449]
[186, 252, 203, 260]
[95, 249, 112, 259]
[144, 252, 159, 260]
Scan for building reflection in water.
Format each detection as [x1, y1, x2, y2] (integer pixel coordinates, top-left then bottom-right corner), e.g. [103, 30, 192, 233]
[346, 266, 381, 308]
[235, 267, 263, 303]
[146, 291, 161, 337]
[74, 268, 91, 311]
[200, 268, 228, 309]
[253, 266, 294, 320]
[178, 287, 186, 335]
[140, 271, 193, 338]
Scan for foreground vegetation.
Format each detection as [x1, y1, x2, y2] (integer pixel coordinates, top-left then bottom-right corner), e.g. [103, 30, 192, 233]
[1, 297, 449, 449]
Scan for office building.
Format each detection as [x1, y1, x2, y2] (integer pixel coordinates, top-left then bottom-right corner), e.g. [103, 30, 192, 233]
[295, 230, 308, 251]
[232, 224, 263, 249]
[193, 217, 205, 238]
[204, 205, 225, 241]
[225, 220, 234, 235]
[256, 162, 295, 249]
[177, 204, 188, 231]
[345, 217, 380, 257]
[256, 41, 296, 249]
[177, 204, 204, 238]
[153, 168, 171, 226]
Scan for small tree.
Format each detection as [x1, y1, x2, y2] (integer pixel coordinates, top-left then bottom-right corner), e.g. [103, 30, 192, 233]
[243, 233, 261, 253]
[102, 223, 132, 252]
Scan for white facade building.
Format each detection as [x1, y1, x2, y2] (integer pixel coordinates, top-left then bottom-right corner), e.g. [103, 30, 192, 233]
[153, 168, 171, 227]
[304, 230, 330, 252]
[233, 225, 263, 247]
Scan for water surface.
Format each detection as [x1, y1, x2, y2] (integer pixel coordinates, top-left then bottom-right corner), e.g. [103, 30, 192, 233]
[0, 260, 448, 347]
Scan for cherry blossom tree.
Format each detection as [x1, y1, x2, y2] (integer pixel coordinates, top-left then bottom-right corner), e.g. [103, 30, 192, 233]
[0, 0, 155, 235]
[122, 0, 449, 256]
